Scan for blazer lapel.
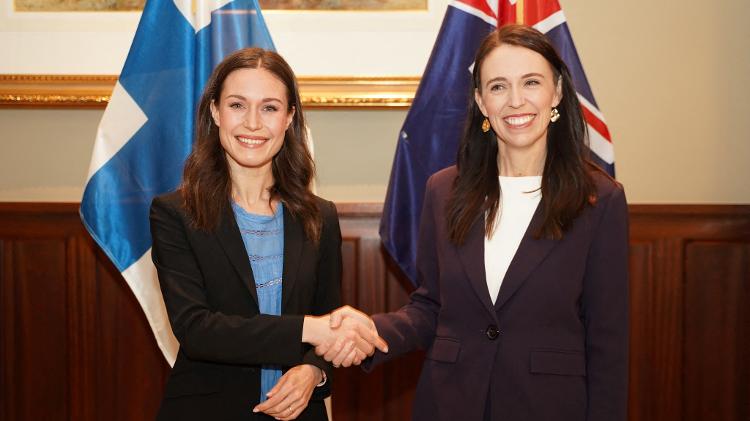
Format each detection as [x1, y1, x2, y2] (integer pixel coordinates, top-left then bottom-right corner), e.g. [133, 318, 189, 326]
[456, 217, 496, 316]
[215, 205, 259, 306]
[281, 207, 303, 311]
[494, 203, 557, 310]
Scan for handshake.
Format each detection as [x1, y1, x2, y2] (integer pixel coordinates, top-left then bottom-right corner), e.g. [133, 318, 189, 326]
[303, 306, 388, 368]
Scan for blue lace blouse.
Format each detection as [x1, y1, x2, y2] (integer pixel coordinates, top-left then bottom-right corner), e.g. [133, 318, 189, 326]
[232, 201, 284, 402]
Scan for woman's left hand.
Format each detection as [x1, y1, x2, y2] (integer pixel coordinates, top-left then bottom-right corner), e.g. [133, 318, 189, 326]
[253, 364, 322, 420]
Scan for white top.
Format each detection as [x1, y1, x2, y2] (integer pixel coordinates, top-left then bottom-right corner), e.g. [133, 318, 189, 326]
[484, 176, 542, 304]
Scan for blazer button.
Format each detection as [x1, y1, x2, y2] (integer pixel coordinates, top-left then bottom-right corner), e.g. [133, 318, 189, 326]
[485, 325, 500, 340]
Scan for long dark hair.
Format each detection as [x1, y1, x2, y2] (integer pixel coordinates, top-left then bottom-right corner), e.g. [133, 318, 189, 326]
[447, 24, 599, 245]
[181, 48, 321, 243]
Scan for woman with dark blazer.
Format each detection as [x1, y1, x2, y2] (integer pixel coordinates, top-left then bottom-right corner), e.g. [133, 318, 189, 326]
[321, 25, 629, 420]
[150, 48, 384, 421]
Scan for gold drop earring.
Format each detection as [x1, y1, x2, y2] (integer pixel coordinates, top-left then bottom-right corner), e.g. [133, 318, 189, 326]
[481, 118, 491, 133]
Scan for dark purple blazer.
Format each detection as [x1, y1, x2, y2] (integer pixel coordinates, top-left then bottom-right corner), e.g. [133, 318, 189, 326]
[367, 166, 629, 421]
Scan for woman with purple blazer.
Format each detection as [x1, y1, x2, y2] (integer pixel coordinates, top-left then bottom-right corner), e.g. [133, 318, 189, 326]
[320, 25, 629, 421]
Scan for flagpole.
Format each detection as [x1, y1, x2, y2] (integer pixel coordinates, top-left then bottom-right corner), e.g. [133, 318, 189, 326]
[516, 0, 524, 24]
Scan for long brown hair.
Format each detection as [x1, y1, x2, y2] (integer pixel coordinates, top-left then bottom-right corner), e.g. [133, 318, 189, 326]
[181, 48, 321, 242]
[447, 25, 599, 245]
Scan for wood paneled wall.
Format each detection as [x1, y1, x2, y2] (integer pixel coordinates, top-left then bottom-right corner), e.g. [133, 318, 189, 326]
[626, 205, 750, 421]
[1, 203, 748, 421]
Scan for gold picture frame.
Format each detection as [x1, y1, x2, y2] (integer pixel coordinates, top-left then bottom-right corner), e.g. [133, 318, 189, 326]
[0, 74, 418, 108]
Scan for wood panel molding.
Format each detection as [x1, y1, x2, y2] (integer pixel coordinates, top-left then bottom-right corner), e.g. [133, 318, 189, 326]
[1, 203, 748, 420]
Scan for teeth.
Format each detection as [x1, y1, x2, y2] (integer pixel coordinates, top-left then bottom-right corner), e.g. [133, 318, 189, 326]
[504, 115, 534, 126]
[237, 137, 265, 145]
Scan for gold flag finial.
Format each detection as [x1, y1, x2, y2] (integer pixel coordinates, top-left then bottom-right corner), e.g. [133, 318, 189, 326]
[516, 0, 525, 24]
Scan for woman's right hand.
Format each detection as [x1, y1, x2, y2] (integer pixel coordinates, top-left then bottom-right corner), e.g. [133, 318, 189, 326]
[302, 307, 388, 367]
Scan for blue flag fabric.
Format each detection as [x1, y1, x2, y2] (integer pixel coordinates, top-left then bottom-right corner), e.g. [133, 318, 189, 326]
[380, 5, 495, 285]
[80, 0, 275, 365]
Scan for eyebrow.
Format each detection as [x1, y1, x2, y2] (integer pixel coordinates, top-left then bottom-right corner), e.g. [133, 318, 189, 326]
[224, 94, 283, 103]
[484, 72, 547, 87]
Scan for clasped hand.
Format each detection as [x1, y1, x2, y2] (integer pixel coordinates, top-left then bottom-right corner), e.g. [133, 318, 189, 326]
[304, 306, 388, 368]
[254, 307, 386, 419]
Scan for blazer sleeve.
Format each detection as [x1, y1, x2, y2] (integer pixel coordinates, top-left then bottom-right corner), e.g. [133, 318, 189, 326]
[365, 175, 442, 369]
[150, 196, 306, 367]
[583, 185, 630, 421]
[303, 200, 342, 399]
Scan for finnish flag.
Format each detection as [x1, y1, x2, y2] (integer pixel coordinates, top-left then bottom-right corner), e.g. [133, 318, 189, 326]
[80, 0, 275, 365]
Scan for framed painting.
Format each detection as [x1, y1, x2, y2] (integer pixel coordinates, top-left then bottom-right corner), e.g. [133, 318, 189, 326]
[13, 0, 428, 12]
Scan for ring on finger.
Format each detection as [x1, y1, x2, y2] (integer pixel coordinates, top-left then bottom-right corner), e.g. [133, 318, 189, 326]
[288, 406, 293, 414]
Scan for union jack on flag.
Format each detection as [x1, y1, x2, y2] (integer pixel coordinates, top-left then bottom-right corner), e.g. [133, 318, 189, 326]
[380, 0, 614, 285]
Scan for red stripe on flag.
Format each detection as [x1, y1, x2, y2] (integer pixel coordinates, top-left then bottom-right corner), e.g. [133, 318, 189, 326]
[498, 1, 515, 25]
[580, 105, 612, 142]
[455, 0, 497, 19]
[523, 0, 562, 27]
[498, 0, 562, 26]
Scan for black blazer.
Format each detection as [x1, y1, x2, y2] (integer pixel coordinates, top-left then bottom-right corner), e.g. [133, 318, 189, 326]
[366, 166, 629, 421]
[150, 192, 341, 421]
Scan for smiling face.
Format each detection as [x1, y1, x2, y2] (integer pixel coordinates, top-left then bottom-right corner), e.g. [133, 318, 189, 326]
[474, 43, 562, 156]
[210, 67, 294, 176]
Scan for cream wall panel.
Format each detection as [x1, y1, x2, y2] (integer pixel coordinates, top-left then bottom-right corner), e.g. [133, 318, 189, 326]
[308, 110, 402, 202]
[0, 109, 97, 201]
[560, 0, 750, 202]
[0, 108, 405, 203]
